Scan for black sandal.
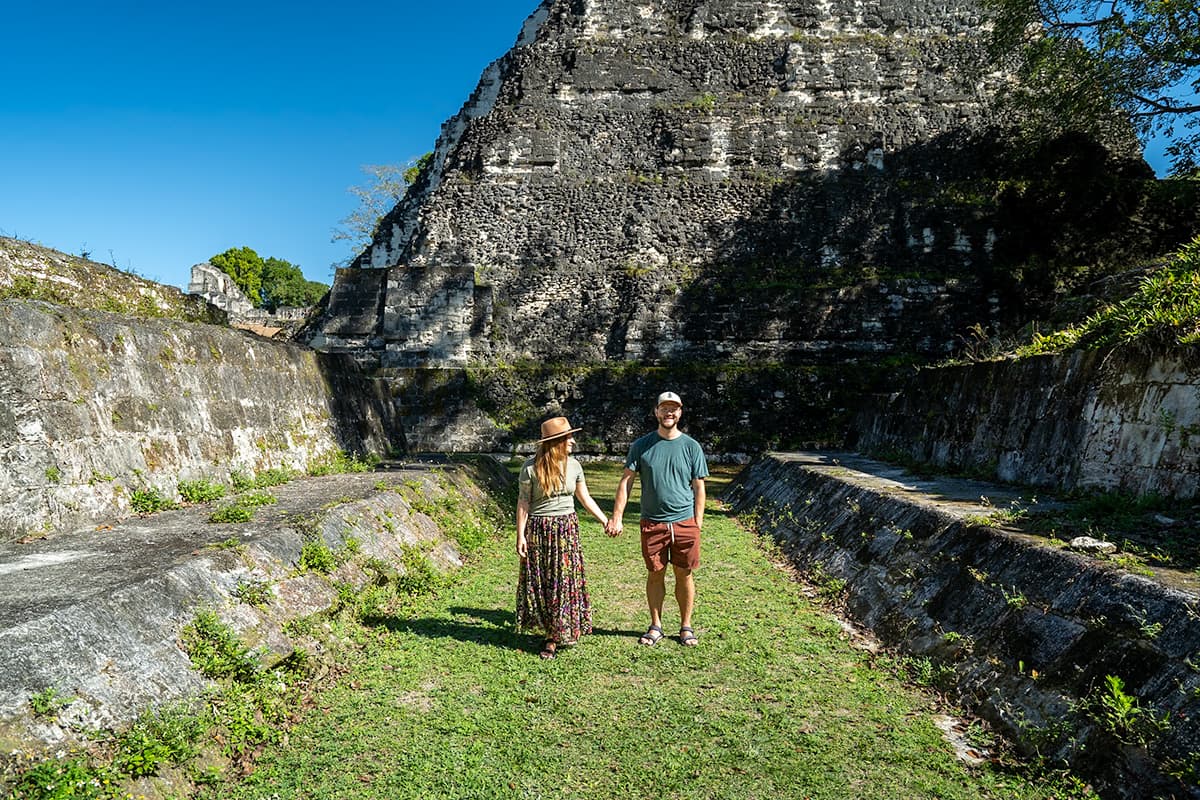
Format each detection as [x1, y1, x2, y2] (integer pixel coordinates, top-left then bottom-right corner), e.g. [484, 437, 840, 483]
[539, 640, 557, 659]
[679, 626, 698, 647]
[638, 624, 664, 646]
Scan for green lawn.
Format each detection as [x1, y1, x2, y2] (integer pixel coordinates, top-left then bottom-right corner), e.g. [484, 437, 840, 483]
[202, 462, 1086, 799]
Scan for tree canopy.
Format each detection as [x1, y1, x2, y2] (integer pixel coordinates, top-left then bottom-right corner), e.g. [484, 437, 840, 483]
[208, 247, 328, 310]
[331, 154, 434, 265]
[209, 246, 264, 305]
[988, 0, 1200, 174]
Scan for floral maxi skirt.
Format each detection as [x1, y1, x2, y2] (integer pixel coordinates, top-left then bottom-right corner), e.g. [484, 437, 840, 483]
[517, 512, 592, 643]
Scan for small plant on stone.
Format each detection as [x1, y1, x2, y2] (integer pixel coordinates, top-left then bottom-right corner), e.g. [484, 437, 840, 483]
[395, 545, 443, 597]
[43, 466, 62, 484]
[209, 504, 254, 524]
[29, 686, 72, 716]
[130, 487, 176, 514]
[254, 467, 296, 487]
[230, 469, 256, 492]
[300, 540, 337, 574]
[7, 754, 117, 800]
[179, 610, 260, 683]
[111, 705, 204, 778]
[209, 490, 276, 523]
[1086, 674, 1170, 746]
[807, 565, 848, 602]
[1002, 586, 1029, 610]
[307, 450, 378, 476]
[1138, 618, 1164, 640]
[236, 490, 277, 508]
[233, 579, 273, 608]
[178, 477, 227, 503]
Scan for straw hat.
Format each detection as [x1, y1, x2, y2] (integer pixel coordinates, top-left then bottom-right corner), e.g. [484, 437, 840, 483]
[536, 416, 581, 443]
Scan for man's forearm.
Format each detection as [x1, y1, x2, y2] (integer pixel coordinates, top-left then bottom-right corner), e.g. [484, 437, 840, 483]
[612, 479, 630, 520]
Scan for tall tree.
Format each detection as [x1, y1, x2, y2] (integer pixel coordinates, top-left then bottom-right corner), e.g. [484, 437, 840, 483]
[209, 249, 327, 309]
[209, 246, 264, 305]
[988, 0, 1200, 173]
[261, 257, 328, 309]
[330, 154, 434, 266]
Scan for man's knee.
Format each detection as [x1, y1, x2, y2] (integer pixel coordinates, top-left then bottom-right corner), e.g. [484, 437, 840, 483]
[672, 565, 693, 579]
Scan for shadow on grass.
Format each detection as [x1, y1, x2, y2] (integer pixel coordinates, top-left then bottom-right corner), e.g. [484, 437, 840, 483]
[362, 605, 642, 652]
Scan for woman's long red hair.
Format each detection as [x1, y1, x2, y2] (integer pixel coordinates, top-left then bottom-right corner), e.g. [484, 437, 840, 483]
[533, 436, 570, 497]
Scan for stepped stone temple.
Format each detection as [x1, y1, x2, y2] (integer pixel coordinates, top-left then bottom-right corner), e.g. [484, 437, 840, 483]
[313, 0, 1016, 365]
[304, 0, 1161, 451]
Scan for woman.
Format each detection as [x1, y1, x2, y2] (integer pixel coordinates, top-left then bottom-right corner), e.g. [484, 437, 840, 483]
[516, 416, 609, 659]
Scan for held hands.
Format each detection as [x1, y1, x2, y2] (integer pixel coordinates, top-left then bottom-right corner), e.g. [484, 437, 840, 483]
[604, 518, 623, 537]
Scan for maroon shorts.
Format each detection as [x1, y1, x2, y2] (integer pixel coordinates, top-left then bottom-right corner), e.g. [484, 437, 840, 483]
[640, 517, 701, 572]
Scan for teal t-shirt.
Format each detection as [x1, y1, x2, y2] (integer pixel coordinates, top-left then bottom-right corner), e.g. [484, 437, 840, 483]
[624, 432, 708, 522]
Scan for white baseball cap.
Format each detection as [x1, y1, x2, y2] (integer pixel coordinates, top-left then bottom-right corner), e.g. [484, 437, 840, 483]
[656, 391, 683, 407]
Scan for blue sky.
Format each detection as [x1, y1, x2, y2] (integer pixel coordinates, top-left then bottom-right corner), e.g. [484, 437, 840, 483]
[1, 1, 1176, 292]
[1, 0, 541, 289]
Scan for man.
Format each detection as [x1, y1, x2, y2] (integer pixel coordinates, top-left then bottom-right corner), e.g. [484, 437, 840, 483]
[605, 391, 708, 647]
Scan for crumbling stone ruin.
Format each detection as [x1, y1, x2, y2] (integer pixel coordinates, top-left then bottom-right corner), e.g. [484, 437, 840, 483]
[188, 262, 316, 339]
[305, 0, 1184, 453]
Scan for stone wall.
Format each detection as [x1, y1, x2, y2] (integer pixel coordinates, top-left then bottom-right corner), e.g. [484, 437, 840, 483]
[0, 300, 403, 540]
[728, 453, 1200, 799]
[853, 347, 1200, 499]
[187, 262, 255, 318]
[1, 238, 222, 325]
[386, 360, 897, 454]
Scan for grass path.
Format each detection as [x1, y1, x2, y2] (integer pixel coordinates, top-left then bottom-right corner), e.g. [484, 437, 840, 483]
[204, 463, 1081, 799]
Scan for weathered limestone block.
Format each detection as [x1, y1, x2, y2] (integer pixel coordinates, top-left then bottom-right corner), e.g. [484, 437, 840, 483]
[728, 452, 1200, 799]
[854, 347, 1200, 499]
[186, 262, 254, 317]
[0, 465, 500, 756]
[0, 300, 402, 540]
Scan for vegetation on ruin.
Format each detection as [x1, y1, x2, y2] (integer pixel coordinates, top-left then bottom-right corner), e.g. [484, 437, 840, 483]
[863, 448, 1200, 588]
[1014, 234, 1200, 355]
[3, 470, 503, 800]
[11, 462, 1103, 799]
[0, 237, 223, 324]
[1, 463, 1104, 798]
[207, 246, 327, 309]
[181, 462, 1092, 799]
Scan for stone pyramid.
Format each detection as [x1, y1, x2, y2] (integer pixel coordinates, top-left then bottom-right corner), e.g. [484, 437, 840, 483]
[313, 0, 1025, 372]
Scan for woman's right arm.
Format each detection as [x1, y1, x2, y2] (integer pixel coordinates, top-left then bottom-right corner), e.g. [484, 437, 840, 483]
[516, 496, 530, 559]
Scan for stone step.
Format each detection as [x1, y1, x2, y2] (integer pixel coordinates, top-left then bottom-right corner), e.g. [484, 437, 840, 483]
[727, 451, 1200, 799]
[0, 467, 491, 754]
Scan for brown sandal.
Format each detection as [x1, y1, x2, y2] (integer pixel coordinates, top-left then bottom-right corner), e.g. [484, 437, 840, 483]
[638, 625, 664, 646]
[539, 640, 558, 659]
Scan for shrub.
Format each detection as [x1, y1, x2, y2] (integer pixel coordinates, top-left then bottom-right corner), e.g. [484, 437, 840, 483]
[209, 504, 254, 524]
[307, 451, 379, 476]
[179, 610, 260, 683]
[130, 487, 176, 514]
[178, 478, 227, 503]
[111, 707, 203, 778]
[300, 541, 337, 574]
